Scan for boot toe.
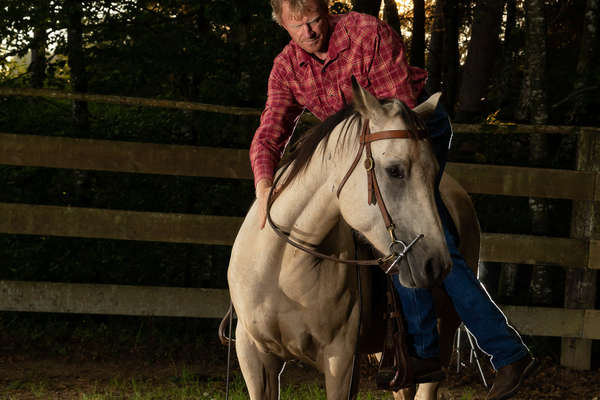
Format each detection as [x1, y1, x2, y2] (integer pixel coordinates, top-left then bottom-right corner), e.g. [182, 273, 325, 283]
[486, 355, 538, 400]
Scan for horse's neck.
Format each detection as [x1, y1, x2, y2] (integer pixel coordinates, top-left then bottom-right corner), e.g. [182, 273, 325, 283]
[271, 122, 358, 246]
[237, 120, 360, 303]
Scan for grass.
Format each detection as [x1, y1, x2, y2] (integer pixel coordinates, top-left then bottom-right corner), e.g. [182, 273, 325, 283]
[0, 368, 487, 400]
[0, 369, 395, 400]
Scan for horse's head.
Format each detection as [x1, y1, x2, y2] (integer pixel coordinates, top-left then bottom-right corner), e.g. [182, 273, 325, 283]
[337, 80, 451, 288]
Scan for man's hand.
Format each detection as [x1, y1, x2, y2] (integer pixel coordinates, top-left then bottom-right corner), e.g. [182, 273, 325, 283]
[256, 178, 273, 229]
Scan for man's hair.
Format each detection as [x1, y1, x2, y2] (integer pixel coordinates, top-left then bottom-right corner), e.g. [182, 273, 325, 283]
[271, 0, 329, 25]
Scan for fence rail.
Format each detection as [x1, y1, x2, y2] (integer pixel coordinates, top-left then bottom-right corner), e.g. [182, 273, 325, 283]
[0, 202, 597, 269]
[1, 132, 597, 200]
[0, 87, 262, 116]
[0, 280, 229, 318]
[1, 280, 598, 340]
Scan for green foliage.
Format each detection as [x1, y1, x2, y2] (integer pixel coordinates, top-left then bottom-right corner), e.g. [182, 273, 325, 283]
[0, 1, 282, 290]
[330, 1, 352, 14]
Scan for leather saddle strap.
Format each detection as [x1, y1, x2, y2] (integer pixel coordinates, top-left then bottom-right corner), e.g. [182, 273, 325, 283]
[388, 275, 413, 389]
[377, 275, 414, 390]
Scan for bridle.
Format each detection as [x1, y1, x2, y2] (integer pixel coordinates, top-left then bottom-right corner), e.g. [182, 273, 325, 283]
[266, 118, 425, 274]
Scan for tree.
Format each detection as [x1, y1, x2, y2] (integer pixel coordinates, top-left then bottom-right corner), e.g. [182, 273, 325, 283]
[516, 0, 547, 123]
[455, 0, 505, 122]
[517, 0, 555, 316]
[383, 0, 402, 35]
[494, 0, 519, 111]
[28, 0, 49, 88]
[351, 0, 381, 17]
[426, 0, 444, 94]
[411, 0, 425, 68]
[567, 0, 599, 123]
[65, 0, 89, 132]
[441, 0, 460, 115]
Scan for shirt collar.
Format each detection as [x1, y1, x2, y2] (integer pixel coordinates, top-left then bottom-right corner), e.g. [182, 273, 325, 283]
[293, 13, 350, 67]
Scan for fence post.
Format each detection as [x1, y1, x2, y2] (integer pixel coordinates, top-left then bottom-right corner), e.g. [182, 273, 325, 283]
[562, 131, 599, 370]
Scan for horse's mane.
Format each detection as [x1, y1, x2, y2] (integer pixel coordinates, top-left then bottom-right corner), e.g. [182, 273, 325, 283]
[277, 99, 429, 190]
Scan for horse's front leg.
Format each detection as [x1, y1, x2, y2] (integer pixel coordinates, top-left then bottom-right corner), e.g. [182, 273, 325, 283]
[393, 382, 439, 400]
[235, 325, 284, 400]
[414, 382, 440, 399]
[393, 385, 416, 400]
[322, 338, 360, 400]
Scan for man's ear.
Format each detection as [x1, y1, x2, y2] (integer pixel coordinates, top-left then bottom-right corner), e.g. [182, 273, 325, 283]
[412, 92, 442, 121]
[351, 75, 383, 120]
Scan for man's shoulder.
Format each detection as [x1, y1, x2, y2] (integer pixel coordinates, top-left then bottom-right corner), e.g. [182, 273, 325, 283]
[335, 11, 381, 33]
[271, 41, 300, 77]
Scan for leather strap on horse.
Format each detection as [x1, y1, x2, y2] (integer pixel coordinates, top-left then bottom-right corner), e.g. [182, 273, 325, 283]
[267, 166, 386, 267]
[337, 119, 416, 234]
[266, 118, 422, 268]
[376, 275, 415, 391]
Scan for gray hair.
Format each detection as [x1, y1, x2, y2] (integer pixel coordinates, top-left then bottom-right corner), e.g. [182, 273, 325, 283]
[271, 0, 329, 25]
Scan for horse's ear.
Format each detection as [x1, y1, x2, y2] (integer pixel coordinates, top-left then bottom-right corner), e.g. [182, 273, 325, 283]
[351, 76, 383, 119]
[412, 92, 442, 120]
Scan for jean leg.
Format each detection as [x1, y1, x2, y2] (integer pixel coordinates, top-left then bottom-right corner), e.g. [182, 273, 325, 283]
[439, 206, 529, 370]
[393, 276, 440, 358]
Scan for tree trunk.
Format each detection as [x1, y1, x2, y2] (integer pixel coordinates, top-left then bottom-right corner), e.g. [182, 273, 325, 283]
[496, 0, 518, 109]
[411, 0, 425, 68]
[497, 263, 518, 302]
[65, 0, 89, 132]
[567, 0, 599, 123]
[426, 0, 444, 94]
[351, 0, 382, 17]
[455, 0, 505, 122]
[29, 0, 49, 89]
[504, 0, 517, 45]
[65, 0, 90, 210]
[516, 0, 548, 123]
[383, 0, 402, 36]
[521, 0, 553, 309]
[441, 0, 460, 115]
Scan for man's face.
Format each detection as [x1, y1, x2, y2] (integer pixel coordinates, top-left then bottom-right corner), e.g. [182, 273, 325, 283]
[280, 0, 329, 57]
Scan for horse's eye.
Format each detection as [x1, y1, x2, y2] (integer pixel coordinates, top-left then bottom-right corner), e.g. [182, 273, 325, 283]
[386, 165, 405, 179]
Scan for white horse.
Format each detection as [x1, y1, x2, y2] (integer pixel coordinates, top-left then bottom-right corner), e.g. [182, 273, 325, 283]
[225, 81, 480, 400]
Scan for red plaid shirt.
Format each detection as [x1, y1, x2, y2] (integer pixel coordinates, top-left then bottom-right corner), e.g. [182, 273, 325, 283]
[250, 12, 427, 186]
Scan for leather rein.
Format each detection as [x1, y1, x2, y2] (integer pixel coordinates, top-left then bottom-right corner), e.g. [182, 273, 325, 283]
[266, 119, 424, 273]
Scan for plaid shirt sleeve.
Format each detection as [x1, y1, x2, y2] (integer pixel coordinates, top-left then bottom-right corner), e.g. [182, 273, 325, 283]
[367, 20, 425, 108]
[249, 60, 304, 187]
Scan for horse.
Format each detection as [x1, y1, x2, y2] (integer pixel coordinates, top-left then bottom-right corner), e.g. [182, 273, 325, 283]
[225, 80, 480, 400]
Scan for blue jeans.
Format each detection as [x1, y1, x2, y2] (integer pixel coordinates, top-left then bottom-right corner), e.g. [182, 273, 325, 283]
[393, 95, 529, 370]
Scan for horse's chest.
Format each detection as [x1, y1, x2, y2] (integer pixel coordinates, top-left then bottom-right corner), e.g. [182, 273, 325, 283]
[245, 293, 357, 360]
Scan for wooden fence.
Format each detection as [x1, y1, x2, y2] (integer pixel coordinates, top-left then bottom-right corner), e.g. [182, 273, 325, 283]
[0, 88, 598, 370]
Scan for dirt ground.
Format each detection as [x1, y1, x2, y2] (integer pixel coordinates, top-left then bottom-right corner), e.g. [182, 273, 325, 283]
[1, 348, 599, 399]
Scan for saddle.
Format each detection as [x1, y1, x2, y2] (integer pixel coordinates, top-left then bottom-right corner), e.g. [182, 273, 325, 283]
[372, 270, 451, 391]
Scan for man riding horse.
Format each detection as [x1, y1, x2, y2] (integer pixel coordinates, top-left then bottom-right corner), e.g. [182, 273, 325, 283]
[249, 1, 536, 399]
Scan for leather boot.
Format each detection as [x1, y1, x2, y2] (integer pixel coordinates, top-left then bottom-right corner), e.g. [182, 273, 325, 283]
[486, 354, 538, 400]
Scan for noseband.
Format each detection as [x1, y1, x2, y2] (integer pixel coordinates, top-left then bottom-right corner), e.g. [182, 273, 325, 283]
[267, 119, 424, 273]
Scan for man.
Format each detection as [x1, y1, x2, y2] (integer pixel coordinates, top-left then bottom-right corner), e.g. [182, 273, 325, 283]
[250, 1, 537, 399]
